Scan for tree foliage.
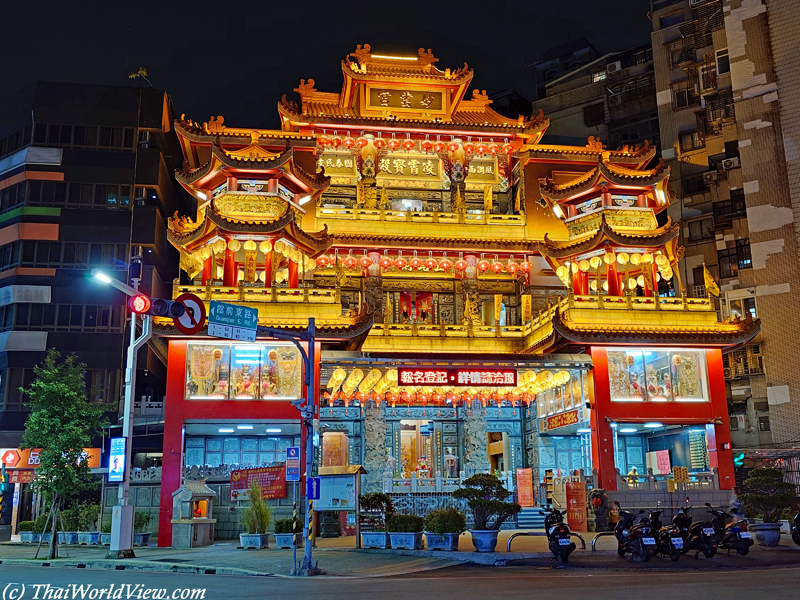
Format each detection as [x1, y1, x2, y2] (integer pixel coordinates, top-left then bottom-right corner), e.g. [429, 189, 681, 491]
[741, 467, 796, 523]
[452, 473, 521, 530]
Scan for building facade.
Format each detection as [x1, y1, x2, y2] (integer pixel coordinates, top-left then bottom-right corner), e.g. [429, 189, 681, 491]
[651, 0, 800, 447]
[0, 83, 188, 519]
[156, 45, 758, 544]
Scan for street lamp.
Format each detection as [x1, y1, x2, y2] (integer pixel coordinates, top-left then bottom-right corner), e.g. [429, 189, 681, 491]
[92, 267, 151, 559]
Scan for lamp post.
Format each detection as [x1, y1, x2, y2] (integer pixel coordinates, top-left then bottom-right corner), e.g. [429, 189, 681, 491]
[92, 266, 151, 559]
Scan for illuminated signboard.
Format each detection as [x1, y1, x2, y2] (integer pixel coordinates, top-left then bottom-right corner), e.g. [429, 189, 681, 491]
[540, 408, 581, 432]
[397, 368, 516, 387]
[367, 88, 445, 113]
[108, 437, 126, 483]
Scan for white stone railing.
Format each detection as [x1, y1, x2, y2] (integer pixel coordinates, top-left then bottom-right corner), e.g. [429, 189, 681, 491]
[616, 467, 719, 491]
[382, 470, 516, 494]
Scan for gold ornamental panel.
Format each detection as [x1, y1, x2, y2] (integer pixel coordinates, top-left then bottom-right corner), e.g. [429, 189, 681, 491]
[566, 208, 658, 239]
[367, 87, 445, 113]
[377, 152, 442, 183]
[316, 152, 359, 178]
[213, 192, 288, 222]
[465, 157, 499, 184]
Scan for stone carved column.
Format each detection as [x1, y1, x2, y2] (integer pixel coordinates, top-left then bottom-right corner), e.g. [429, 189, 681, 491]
[462, 398, 491, 475]
[364, 275, 384, 322]
[362, 400, 388, 493]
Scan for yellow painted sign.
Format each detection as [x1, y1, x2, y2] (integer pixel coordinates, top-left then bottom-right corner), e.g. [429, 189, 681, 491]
[541, 409, 581, 432]
[465, 157, 499, 184]
[316, 152, 358, 177]
[367, 87, 444, 113]
[377, 153, 441, 182]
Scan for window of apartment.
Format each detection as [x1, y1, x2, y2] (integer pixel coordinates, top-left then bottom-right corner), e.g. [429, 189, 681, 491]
[729, 416, 739, 431]
[725, 140, 740, 161]
[736, 238, 752, 269]
[27, 181, 131, 209]
[679, 130, 704, 152]
[713, 194, 747, 226]
[725, 294, 757, 321]
[758, 415, 771, 432]
[583, 103, 605, 127]
[591, 70, 607, 83]
[717, 240, 750, 278]
[672, 79, 700, 111]
[0, 126, 32, 158]
[0, 182, 28, 213]
[715, 48, 730, 75]
[0, 242, 22, 273]
[688, 218, 713, 241]
[683, 173, 709, 196]
[33, 123, 135, 150]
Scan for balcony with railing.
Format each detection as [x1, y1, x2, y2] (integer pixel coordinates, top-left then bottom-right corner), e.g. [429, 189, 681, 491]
[316, 205, 525, 226]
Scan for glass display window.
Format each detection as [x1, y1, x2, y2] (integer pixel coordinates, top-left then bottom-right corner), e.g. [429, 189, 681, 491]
[185, 343, 231, 399]
[231, 345, 262, 399]
[608, 348, 708, 402]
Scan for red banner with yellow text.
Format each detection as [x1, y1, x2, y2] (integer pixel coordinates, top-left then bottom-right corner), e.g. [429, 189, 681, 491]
[230, 466, 287, 501]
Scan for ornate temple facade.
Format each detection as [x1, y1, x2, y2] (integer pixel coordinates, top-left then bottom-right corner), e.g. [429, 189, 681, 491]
[157, 46, 759, 543]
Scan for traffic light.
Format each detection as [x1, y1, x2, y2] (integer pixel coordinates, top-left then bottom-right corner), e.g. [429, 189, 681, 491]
[734, 452, 745, 468]
[127, 295, 186, 318]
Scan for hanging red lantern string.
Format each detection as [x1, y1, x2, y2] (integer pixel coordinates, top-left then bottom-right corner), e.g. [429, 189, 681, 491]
[374, 138, 386, 149]
[317, 135, 329, 147]
[421, 139, 433, 152]
[330, 136, 342, 148]
[464, 141, 476, 153]
[379, 255, 393, 269]
[359, 254, 372, 269]
[488, 143, 500, 155]
[502, 143, 515, 154]
[477, 258, 490, 272]
[454, 257, 468, 271]
[394, 254, 408, 269]
[343, 253, 358, 269]
[402, 138, 415, 151]
[356, 137, 369, 148]
[491, 260, 504, 274]
[518, 259, 532, 274]
[439, 255, 453, 270]
[434, 141, 446, 153]
[343, 137, 355, 149]
[425, 256, 438, 270]
[447, 141, 460, 153]
[388, 138, 402, 150]
[409, 254, 423, 269]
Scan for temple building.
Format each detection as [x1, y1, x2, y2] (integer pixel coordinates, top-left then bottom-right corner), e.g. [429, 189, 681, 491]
[156, 45, 759, 543]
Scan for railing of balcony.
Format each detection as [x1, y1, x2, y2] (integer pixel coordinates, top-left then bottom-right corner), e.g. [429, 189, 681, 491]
[316, 206, 525, 226]
[173, 282, 340, 304]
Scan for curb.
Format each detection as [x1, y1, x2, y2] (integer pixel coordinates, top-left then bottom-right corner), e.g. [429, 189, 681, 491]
[0, 559, 272, 577]
[352, 548, 617, 566]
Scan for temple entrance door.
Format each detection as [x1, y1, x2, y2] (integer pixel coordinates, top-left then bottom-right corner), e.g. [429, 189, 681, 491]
[487, 431, 510, 472]
[399, 420, 435, 478]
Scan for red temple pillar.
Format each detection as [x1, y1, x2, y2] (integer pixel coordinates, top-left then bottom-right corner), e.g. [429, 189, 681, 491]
[588, 353, 619, 491]
[606, 262, 619, 296]
[707, 349, 735, 490]
[288, 260, 299, 288]
[223, 246, 236, 287]
[263, 251, 273, 287]
[202, 256, 213, 284]
[159, 341, 187, 547]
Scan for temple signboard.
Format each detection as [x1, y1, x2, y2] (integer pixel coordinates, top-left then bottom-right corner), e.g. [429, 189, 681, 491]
[465, 157, 499, 184]
[397, 367, 516, 386]
[366, 87, 445, 114]
[540, 408, 581, 433]
[316, 152, 358, 178]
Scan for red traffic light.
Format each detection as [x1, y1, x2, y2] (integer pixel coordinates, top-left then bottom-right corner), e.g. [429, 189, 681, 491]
[128, 295, 152, 314]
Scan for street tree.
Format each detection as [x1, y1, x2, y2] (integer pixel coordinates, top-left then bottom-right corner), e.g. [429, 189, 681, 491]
[21, 349, 108, 559]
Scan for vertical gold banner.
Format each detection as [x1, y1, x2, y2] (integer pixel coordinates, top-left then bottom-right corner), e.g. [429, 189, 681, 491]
[494, 294, 503, 323]
[244, 249, 257, 282]
[522, 295, 531, 323]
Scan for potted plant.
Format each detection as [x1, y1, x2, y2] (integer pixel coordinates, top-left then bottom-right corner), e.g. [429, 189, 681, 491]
[77, 504, 100, 545]
[274, 518, 301, 549]
[18, 521, 36, 543]
[359, 492, 395, 549]
[239, 481, 272, 549]
[58, 505, 81, 545]
[387, 514, 425, 550]
[100, 519, 112, 545]
[741, 467, 795, 546]
[37, 513, 53, 543]
[452, 474, 521, 552]
[424, 507, 466, 551]
[133, 511, 152, 547]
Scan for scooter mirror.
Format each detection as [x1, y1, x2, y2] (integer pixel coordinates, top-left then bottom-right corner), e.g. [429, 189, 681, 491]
[705, 502, 711, 507]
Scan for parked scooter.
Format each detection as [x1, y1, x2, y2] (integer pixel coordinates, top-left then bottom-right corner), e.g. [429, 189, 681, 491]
[673, 503, 717, 557]
[615, 509, 657, 562]
[648, 510, 683, 561]
[705, 502, 753, 556]
[544, 506, 576, 563]
[791, 512, 800, 546]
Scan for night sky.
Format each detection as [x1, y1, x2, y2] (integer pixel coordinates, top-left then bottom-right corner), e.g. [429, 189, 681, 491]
[4, 1, 652, 128]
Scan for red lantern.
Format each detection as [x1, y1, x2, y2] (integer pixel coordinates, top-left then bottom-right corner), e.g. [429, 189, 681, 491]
[355, 391, 367, 403]
[448, 141, 460, 153]
[439, 256, 453, 270]
[434, 141, 446, 153]
[400, 391, 410, 403]
[343, 137, 355, 148]
[330, 136, 342, 148]
[374, 138, 386, 149]
[425, 257, 438, 270]
[506, 261, 518, 274]
[359, 255, 372, 269]
[488, 143, 500, 155]
[502, 143, 514, 154]
[356, 137, 369, 148]
[402, 139, 415, 151]
[491, 261, 504, 273]
[431, 391, 442, 404]
[379, 256, 393, 269]
[454, 258, 468, 271]
[394, 255, 408, 269]
[316, 255, 330, 267]
[476, 143, 487, 155]
[477, 259, 490, 272]
[409, 256, 423, 269]
[343, 254, 358, 269]
[317, 135, 329, 147]
[388, 138, 402, 150]
[519, 261, 532, 273]
[446, 391, 457, 404]
[463, 141, 475, 153]
[421, 140, 433, 152]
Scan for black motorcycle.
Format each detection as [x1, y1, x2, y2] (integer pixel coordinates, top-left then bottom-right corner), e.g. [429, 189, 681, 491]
[791, 512, 800, 546]
[705, 502, 753, 556]
[673, 503, 716, 557]
[615, 509, 657, 562]
[649, 510, 682, 561]
[545, 506, 576, 563]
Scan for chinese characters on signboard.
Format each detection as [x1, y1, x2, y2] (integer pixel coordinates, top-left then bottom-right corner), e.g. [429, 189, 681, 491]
[368, 88, 444, 112]
[541, 408, 581, 432]
[316, 152, 358, 177]
[397, 368, 516, 387]
[464, 158, 499, 184]
[377, 153, 441, 180]
[230, 466, 287, 501]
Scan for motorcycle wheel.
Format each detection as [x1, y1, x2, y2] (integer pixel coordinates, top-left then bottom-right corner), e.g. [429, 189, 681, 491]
[703, 543, 717, 559]
[618, 545, 626, 557]
[636, 540, 651, 563]
[559, 549, 570, 563]
[792, 531, 800, 546]
[670, 546, 681, 562]
[737, 543, 749, 556]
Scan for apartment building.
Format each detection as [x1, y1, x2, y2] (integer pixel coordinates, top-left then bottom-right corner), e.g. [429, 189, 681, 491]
[651, 0, 800, 447]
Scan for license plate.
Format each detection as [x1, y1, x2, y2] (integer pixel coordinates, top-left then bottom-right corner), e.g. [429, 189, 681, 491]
[739, 532, 751, 539]
[642, 537, 656, 545]
[703, 528, 715, 536]
[671, 538, 684, 548]
[558, 538, 571, 545]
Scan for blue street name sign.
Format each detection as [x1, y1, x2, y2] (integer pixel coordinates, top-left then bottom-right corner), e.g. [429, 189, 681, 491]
[208, 301, 258, 342]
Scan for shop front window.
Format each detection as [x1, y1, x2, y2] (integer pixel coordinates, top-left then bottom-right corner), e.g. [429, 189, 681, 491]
[608, 349, 708, 402]
[185, 342, 302, 400]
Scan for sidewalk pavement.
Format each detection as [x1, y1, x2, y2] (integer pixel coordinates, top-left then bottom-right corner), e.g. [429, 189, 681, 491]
[1, 531, 797, 577]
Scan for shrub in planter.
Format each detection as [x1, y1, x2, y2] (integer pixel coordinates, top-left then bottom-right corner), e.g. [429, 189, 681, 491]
[359, 493, 395, 549]
[76, 504, 101, 545]
[18, 520, 36, 543]
[274, 518, 301, 549]
[387, 514, 425, 550]
[133, 511, 152, 547]
[452, 474, 521, 553]
[239, 482, 272, 549]
[741, 467, 795, 546]
[99, 519, 112, 546]
[424, 508, 466, 551]
[59, 505, 81, 545]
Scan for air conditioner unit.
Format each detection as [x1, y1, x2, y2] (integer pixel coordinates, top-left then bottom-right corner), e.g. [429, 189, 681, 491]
[703, 170, 719, 184]
[721, 157, 740, 170]
[723, 368, 732, 380]
[607, 61, 622, 74]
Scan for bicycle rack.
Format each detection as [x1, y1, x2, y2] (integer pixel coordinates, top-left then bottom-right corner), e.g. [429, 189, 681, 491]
[591, 531, 616, 551]
[506, 531, 586, 552]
